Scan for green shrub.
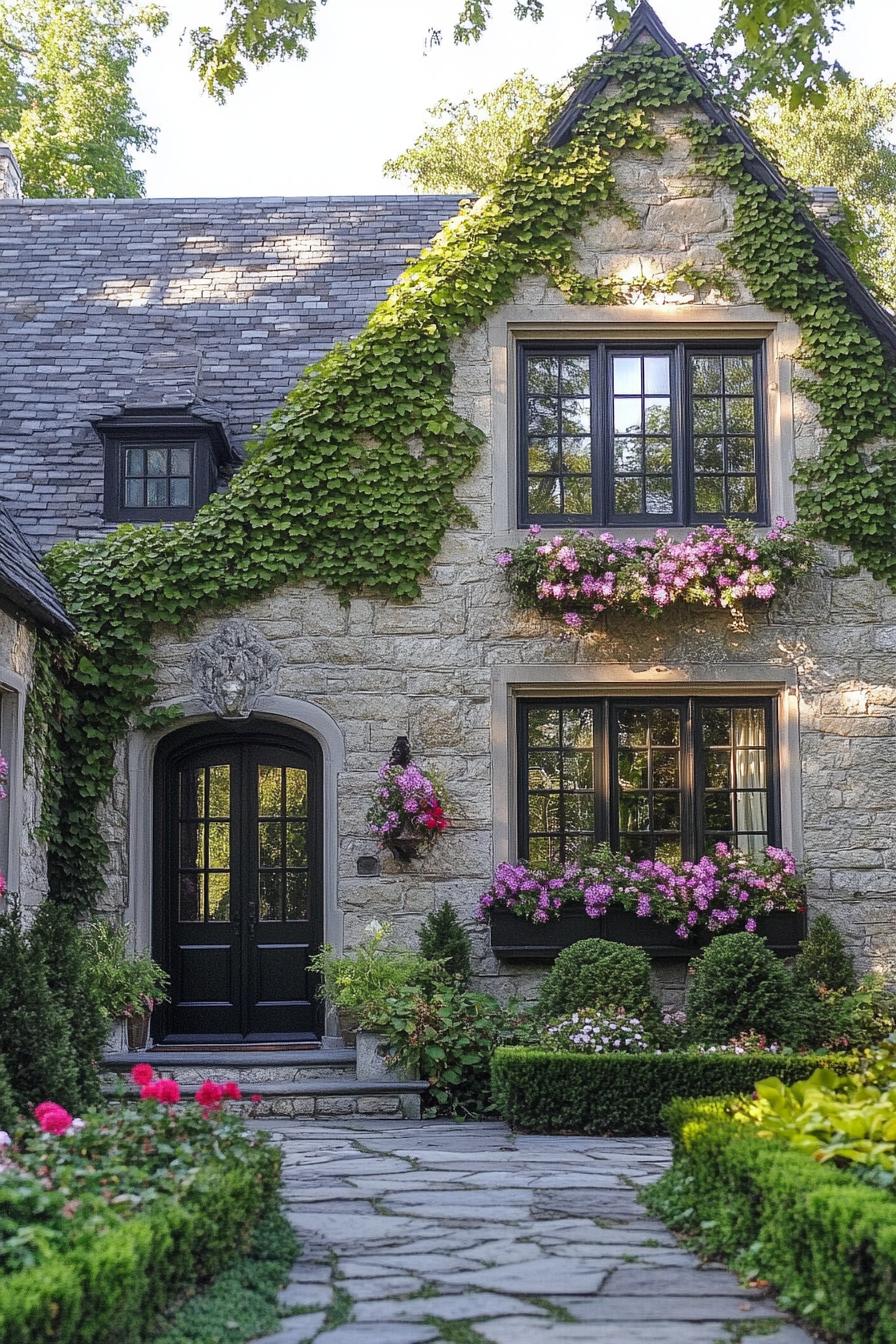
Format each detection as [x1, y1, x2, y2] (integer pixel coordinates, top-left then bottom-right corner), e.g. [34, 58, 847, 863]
[651, 1097, 896, 1343]
[0, 912, 80, 1113]
[535, 939, 656, 1021]
[30, 903, 110, 1108]
[490, 1046, 853, 1135]
[793, 913, 856, 993]
[0, 1102, 280, 1344]
[418, 902, 472, 986]
[0, 1056, 16, 1131]
[686, 932, 803, 1045]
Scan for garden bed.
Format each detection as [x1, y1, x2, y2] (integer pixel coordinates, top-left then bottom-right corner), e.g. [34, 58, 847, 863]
[490, 1047, 852, 1134]
[488, 906, 806, 961]
[650, 1094, 896, 1343]
[0, 1097, 280, 1344]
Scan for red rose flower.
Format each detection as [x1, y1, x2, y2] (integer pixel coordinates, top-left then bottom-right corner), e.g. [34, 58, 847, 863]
[140, 1082, 160, 1101]
[195, 1080, 224, 1112]
[154, 1078, 181, 1104]
[130, 1063, 154, 1086]
[222, 1081, 242, 1101]
[421, 803, 447, 832]
[35, 1101, 73, 1135]
[250, 1093, 262, 1104]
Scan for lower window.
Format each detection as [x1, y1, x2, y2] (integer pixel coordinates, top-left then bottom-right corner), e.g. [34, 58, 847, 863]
[519, 696, 778, 865]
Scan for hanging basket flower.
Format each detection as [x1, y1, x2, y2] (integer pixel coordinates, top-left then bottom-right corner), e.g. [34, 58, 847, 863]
[367, 748, 449, 863]
[496, 519, 813, 630]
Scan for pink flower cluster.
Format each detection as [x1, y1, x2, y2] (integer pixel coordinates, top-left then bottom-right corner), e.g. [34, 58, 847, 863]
[477, 842, 804, 938]
[130, 1064, 244, 1112]
[34, 1101, 84, 1136]
[498, 520, 812, 628]
[367, 758, 448, 842]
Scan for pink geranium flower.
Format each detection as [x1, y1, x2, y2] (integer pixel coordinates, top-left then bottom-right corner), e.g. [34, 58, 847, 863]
[35, 1102, 73, 1135]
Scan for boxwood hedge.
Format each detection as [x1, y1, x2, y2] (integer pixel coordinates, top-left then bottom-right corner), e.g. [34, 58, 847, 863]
[652, 1096, 896, 1343]
[490, 1047, 854, 1135]
[0, 1132, 280, 1344]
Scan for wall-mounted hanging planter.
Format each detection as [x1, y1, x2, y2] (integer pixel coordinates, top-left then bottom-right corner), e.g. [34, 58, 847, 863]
[367, 736, 449, 864]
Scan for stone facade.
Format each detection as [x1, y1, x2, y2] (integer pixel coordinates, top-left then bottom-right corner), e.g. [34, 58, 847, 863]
[0, 608, 46, 911]
[90, 106, 896, 1009]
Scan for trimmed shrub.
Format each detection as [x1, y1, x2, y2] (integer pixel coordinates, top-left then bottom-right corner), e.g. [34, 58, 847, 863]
[418, 902, 472, 986]
[490, 1046, 853, 1135]
[0, 912, 80, 1113]
[793, 913, 856, 993]
[535, 939, 655, 1021]
[652, 1097, 896, 1343]
[686, 932, 800, 1045]
[0, 1056, 16, 1131]
[29, 903, 110, 1108]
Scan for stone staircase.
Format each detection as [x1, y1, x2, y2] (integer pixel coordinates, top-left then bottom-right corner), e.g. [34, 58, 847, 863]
[100, 1047, 426, 1119]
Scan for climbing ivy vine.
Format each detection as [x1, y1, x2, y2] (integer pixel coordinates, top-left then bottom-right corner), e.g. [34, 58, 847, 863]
[28, 39, 896, 908]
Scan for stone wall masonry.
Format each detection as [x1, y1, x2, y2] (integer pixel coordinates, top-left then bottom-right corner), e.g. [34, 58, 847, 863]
[102, 104, 896, 1005]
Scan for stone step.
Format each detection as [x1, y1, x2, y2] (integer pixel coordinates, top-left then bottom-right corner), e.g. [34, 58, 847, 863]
[101, 1047, 357, 1085]
[101, 1072, 426, 1119]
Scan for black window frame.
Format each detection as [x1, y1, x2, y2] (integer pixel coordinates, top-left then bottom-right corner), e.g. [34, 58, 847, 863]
[103, 428, 216, 523]
[517, 695, 780, 866]
[517, 340, 768, 528]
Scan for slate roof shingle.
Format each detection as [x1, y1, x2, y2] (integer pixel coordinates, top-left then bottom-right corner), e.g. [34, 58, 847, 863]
[0, 195, 462, 551]
[0, 503, 74, 633]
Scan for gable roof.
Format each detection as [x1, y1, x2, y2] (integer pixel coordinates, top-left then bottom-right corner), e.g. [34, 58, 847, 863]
[0, 196, 463, 550]
[546, 0, 896, 356]
[0, 503, 74, 634]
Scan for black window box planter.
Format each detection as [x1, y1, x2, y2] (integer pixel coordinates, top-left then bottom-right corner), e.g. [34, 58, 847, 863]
[488, 905, 807, 962]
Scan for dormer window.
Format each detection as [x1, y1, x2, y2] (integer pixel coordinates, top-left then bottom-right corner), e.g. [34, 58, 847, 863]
[95, 407, 238, 524]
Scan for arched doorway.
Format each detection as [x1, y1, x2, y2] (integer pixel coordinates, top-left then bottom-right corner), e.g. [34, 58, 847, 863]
[152, 721, 323, 1043]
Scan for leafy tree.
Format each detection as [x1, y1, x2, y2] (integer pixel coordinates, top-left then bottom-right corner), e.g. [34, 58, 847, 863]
[384, 72, 555, 194]
[751, 79, 896, 306]
[0, 0, 165, 197]
[188, 1, 857, 105]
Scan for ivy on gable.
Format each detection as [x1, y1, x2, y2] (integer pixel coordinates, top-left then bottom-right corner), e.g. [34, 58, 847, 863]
[27, 41, 896, 907]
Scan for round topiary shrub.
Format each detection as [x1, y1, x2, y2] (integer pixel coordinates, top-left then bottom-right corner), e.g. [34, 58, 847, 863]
[686, 932, 796, 1045]
[536, 939, 656, 1022]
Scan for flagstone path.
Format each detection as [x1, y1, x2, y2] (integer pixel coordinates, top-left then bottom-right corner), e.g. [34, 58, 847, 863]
[251, 1118, 815, 1344]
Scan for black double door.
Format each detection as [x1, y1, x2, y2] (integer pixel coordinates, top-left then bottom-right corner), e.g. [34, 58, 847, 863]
[154, 724, 323, 1043]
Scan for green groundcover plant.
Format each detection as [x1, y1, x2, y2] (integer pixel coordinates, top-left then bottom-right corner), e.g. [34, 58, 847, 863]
[0, 1085, 279, 1344]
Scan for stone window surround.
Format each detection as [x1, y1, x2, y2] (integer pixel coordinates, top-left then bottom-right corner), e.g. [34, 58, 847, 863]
[0, 666, 26, 898]
[487, 304, 800, 543]
[490, 662, 803, 869]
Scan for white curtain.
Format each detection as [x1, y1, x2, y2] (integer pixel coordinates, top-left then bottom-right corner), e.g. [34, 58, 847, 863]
[734, 708, 767, 853]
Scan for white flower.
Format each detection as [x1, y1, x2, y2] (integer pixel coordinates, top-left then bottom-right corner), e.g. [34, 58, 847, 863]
[364, 919, 385, 939]
[70, 1119, 85, 1131]
[0, 1131, 10, 1147]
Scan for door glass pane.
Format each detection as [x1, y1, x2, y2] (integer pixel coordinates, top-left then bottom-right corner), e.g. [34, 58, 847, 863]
[177, 762, 231, 923]
[257, 765, 309, 923]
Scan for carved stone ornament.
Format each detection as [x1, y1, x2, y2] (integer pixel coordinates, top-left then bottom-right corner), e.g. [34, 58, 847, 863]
[188, 619, 282, 719]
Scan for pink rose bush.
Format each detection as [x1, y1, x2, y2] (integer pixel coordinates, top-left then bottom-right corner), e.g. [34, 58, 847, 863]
[367, 757, 449, 846]
[498, 520, 812, 629]
[129, 1064, 241, 1111]
[477, 841, 805, 939]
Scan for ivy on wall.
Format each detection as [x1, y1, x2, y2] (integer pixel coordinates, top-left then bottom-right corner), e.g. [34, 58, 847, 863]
[27, 40, 896, 908]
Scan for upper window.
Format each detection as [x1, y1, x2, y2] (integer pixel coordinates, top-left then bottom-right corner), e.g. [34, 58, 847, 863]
[519, 342, 767, 527]
[519, 696, 778, 867]
[95, 408, 239, 524]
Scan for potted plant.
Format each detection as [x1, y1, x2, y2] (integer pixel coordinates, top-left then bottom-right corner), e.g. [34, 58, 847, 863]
[367, 737, 449, 863]
[309, 919, 431, 1069]
[83, 922, 170, 1051]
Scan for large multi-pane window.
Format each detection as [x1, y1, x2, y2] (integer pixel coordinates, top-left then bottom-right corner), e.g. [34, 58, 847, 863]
[519, 698, 777, 865]
[519, 343, 766, 526]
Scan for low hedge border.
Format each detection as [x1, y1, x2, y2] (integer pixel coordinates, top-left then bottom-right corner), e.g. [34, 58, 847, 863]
[0, 1140, 280, 1344]
[490, 1048, 854, 1134]
[651, 1096, 896, 1344]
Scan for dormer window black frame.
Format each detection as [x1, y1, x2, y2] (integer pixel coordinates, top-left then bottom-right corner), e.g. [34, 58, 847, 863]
[517, 340, 769, 528]
[96, 408, 238, 524]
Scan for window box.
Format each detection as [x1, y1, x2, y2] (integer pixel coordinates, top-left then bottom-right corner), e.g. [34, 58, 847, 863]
[488, 905, 806, 962]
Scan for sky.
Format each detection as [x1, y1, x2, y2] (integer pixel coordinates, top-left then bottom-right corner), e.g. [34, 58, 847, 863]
[132, 0, 895, 198]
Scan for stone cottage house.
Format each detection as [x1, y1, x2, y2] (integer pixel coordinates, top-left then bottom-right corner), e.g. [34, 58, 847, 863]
[2, 3, 896, 1053]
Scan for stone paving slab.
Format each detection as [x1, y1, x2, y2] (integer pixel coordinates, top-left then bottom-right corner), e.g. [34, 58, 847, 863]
[250, 1118, 817, 1344]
